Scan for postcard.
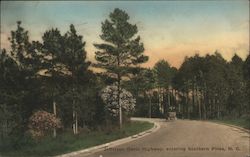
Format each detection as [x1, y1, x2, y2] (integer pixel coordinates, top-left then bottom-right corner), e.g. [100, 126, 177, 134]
[0, 1, 249, 157]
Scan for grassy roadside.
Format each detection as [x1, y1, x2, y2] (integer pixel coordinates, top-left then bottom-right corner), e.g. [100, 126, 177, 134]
[1, 121, 154, 157]
[211, 117, 250, 130]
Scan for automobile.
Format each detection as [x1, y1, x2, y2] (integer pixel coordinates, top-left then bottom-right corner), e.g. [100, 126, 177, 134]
[166, 112, 177, 121]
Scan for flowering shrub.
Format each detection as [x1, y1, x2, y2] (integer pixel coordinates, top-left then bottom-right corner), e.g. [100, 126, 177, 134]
[28, 110, 62, 139]
[101, 84, 136, 117]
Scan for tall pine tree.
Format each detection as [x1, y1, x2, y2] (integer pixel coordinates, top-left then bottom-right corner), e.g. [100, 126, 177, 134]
[1, 21, 42, 142]
[40, 28, 65, 137]
[62, 24, 91, 134]
[94, 8, 148, 128]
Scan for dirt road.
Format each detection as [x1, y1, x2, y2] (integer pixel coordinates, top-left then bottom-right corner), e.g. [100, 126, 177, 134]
[80, 119, 249, 157]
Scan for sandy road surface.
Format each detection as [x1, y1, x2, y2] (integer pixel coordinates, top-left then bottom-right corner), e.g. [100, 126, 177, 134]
[77, 119, 249, 157]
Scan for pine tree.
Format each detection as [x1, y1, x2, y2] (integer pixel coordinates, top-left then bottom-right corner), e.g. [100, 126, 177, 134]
[154, 60, 172, 89]
[94, 8, 148, 128]
[153, 60, 173, 115]
[243, 54, 250, 114]
[0, 21, 41, 141]
[62, 24, 90, 134]
[40, 28, 65, 137]
[0, 49, 22, 140]
[227, 54, 246, 117]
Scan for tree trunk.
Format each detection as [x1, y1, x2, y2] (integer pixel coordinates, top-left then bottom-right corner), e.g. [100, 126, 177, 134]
[158, 87, 161, 114]
[72, 85, 78, 135]
[182, 93, 184, 119]
[72, 110, 78, 134]
[76, 111, 78, 134]
[172, 88, 175, 109]
[209, 99, 212, 119]
[217, 98, 220, 119]
[73, 110, 75, 134]
[186, 90, 190, 119]
[118, 75, 122, 129]
[168, 87, 171, 110]
[192, 81, 195, 117]
[117, 54, 122, 129]
[217, 105, 220, 119]
[202, 89, 207, 120]
[53, 100, 57, 138]
[148, 93, 152, 118]
[196, 86, 201, 120]
[175, 90, 180, 112]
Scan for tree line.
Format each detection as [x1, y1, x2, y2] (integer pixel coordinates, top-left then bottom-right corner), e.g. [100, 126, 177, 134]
[131, 52, 250, 120]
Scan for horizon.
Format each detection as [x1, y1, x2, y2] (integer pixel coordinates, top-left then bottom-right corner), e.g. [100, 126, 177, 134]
[1, 1, 249, 68]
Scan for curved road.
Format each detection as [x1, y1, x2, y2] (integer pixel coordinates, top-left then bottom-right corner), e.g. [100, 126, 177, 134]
[79, 119, 249, 157]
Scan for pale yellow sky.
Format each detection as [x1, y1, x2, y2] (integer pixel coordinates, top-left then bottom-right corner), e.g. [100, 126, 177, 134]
[1, 1, 249, 68]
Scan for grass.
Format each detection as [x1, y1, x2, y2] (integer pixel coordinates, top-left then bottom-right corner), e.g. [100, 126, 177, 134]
[211, 117, 250, 130]
[0, 121, 154, 157]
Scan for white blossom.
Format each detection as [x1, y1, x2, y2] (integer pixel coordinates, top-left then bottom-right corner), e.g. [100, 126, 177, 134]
[101, 83, 136, 117]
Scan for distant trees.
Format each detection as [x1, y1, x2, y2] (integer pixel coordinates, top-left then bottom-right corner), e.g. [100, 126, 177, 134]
[243, 54, 250, 113]
[153, 60, 177, 116]
[126, 51, 249, 121]
[124, 68, 155, 117]
[172, 52, 249, 120]
[94, 8, 148, 128]
[127, 60, 179, 118]
[154, 60, 172, 89]
[227, 54, 246, 117]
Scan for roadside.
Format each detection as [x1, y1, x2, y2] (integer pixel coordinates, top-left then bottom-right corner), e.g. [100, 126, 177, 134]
[55, 118, 160, 157]
[210, 117, 250, 131]
[0, 120, 155, 157]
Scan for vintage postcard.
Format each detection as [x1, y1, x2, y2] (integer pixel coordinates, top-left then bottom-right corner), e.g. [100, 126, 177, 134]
[0, 1, 249, 157]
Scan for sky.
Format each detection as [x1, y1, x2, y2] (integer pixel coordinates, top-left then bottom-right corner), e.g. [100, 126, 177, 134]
[1, 1, 249, 68]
